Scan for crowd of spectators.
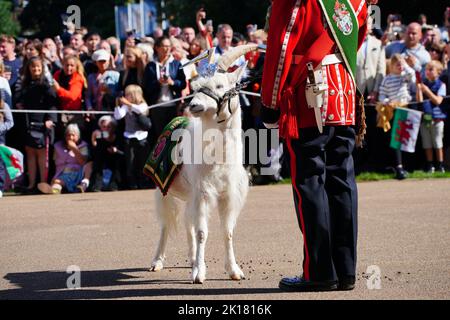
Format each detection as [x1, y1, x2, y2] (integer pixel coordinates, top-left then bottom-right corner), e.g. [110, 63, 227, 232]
[356, 9, 450, 179]
[1, 7, 450, 197]
[0, 8, 268, 196]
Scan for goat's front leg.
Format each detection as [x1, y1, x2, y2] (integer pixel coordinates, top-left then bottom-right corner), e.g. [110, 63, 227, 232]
[219, 179, 247, 281]
[150, 226, 169, 271]
[219, 207, 245, 281]
[185, 218, 197, 267]
[150, 192, 176, 272]
[189, 197, 209, 284]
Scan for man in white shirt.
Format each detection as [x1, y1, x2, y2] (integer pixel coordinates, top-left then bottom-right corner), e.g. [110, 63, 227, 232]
[197, 24, 246, 76]
[386, 23, 431, 72]
[357, 19, 386, 104]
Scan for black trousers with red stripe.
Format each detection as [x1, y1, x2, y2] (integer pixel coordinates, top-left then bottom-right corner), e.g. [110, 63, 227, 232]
[286, 126, 358, 282]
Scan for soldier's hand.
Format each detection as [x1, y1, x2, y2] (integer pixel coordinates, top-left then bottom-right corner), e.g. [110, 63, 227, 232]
[260, 105, 280, 124]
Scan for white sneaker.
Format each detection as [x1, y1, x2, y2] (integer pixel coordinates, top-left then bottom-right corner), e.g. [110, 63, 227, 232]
[0, 190, 3, 198]
[77, 179, 89, 193]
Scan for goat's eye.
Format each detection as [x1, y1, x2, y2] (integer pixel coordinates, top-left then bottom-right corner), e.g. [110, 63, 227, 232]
[216, 84, 223, 90]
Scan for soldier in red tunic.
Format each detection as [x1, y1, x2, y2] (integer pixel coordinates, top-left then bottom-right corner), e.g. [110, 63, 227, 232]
[261, 0, 377, 291]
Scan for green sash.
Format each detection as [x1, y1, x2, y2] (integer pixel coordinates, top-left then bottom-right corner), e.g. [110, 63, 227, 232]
[318, 0, 359, 85]
[143, 116, 190, 195]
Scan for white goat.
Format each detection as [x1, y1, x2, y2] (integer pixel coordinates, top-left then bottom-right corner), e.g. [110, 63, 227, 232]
[150, 44, 258, 284]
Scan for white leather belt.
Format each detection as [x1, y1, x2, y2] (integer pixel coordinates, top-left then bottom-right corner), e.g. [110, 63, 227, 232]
[321, 53, 343, 66]
[292, 53, 343, 66]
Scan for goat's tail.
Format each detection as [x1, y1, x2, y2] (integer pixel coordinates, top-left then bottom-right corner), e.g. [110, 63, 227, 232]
[154, 191, 180, 237]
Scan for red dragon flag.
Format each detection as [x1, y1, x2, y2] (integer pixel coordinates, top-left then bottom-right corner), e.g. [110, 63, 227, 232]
[390, 107, 423, 153]
[0, 145, 24, 181]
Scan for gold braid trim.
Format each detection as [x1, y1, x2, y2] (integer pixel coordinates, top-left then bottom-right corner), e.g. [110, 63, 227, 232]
[355, 93, 366, 148]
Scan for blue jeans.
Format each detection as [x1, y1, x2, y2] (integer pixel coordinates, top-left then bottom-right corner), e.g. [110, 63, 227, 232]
[0, 159, 6, 191]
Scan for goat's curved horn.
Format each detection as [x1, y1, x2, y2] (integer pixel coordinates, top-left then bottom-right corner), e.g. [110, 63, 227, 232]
[217, 43, 259, 72]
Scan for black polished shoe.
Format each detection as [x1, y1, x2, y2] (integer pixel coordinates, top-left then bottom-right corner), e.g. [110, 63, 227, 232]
[279, 276, 338, 292]
[338, 276, 355, 291]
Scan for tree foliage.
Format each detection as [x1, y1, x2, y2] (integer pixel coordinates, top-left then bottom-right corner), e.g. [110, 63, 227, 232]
[164, 0, 271, 34]
[19, 0, 127, 38]
[16, 0, 450, 39]
[18, 0, 270, 38]
[0, 0, 21, 36]
[378, 0, 448, 27]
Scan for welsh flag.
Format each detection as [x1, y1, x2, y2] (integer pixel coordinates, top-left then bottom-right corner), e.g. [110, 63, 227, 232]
[0, 145, 24, 181]
[390, 107, 422, 153]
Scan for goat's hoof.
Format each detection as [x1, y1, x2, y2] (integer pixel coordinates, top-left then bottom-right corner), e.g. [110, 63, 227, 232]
[230, 274, 245, 281]
[228, 265, 245, 280]
[150, 260, 164, 272]
[193, 277, 205, 284]
[230, 272, 246, 281]
[192, 266, 206, 284]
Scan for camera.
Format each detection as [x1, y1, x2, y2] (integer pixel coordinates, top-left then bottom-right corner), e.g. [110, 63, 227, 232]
[389, 14, 401, 23]
[160, 67, 169, 81]
[387, 25, 404, 42]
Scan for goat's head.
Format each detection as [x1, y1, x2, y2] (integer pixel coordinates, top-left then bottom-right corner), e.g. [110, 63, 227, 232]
[188, 44, 258, 122]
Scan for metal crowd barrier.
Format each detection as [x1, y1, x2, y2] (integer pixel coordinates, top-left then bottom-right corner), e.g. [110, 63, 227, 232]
[4, 92, 450, 115]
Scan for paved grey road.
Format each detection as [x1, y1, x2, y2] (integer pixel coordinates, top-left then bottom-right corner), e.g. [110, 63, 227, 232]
[0, 179, 449, 300]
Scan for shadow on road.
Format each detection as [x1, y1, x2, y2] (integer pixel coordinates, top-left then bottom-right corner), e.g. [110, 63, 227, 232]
[0, 268, 281, 299]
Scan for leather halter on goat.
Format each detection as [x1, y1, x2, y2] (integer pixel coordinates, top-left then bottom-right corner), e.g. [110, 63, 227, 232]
[185, 44, 263, 123]
[196, 81, 251, 124]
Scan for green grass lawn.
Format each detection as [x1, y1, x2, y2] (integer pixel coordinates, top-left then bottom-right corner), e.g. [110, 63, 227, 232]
[276, 170, 450, 185]
[356, 170, 450, 182]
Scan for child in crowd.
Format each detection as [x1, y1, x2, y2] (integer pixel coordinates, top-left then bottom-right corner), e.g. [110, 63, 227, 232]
[379, 53, 416, 104]
[39, 124, 92, 194]
[378, 54, 416, 180]
[17, 57, 59, 194]
[114, 84, 151, 189]
[0, 96, 14, 198]
[417, 60, 447, 173]
[91, 115, 123, 191]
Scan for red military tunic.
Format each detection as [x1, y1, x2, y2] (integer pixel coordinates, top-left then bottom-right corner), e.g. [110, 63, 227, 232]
[261, 0, 368, 139]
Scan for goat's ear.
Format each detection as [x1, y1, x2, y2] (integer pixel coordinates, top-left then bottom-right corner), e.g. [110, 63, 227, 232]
[227, 62, 248, 84]
[190, 77, 202, 92]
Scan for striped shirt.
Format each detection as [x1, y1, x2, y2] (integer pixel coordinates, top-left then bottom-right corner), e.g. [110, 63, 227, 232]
[378, 68, 415, 104]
